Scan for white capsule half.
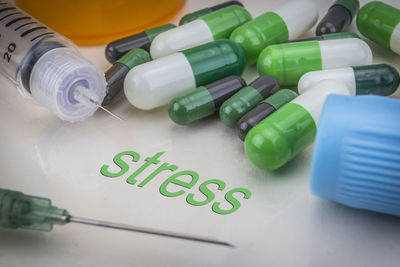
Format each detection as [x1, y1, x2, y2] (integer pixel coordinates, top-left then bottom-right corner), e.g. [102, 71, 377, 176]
[319, 38, 373, 69]
[298, 68, 356, 95]
[124, 53, 196, 110]
[292, 79, 351, 124]
[391, 23, 400, 55]
[150, 20, 214, 59]
[274, 0, 319, 39]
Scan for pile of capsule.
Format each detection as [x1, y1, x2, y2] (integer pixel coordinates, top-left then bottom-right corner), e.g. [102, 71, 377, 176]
[103, 0, 400, 171]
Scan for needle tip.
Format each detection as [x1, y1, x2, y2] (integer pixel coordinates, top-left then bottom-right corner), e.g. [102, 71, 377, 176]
[218, 241, 234, 248]
[97, 104, 124, 122]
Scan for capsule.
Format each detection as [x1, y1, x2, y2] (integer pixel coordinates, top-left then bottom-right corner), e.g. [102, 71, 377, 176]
[103, 48, 150, 105]
[230, 0, 318, 64]
[286, 32, 359, 43]
[168, 76, 246, 125]
[245, 80, 351, 171]
[298, 64, 400, 96]
[105, 24, 176, 63]
[357, 1, 400, 55]
[316, 0, 360, 35]
[237, 89, 297, 141]
[257, 38, 372, 86]
[150, 6, 251, 59]
[124, 39, 246, 110]
[219, 76, 279, 128]
[179, 1, 244, 25]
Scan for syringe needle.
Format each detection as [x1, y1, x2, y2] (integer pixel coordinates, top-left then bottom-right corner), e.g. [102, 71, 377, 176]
[67, 216, 233, 247]
[73, 86, 124, 121]
[87, 98, 124, 122]
[96, 103, 124, 122]
[0, 188, 232, 247]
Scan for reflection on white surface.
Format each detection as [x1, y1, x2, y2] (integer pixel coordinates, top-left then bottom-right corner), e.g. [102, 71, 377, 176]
[34, 122, 115, 190]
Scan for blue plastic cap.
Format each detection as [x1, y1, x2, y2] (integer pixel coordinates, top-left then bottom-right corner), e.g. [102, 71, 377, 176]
[310, 95, 400, 216]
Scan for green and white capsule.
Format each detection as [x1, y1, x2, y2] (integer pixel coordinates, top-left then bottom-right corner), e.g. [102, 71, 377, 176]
[298, 64, 400, 96]
[286, 32, 359, 43]
[124, 40, 245, 110]
[245, 80, 351, 171]
[179, 1, 244, 25]
[357, 1, 400, 55]
[168, 76, 246, 125]
[150, 5, 251, 58]
[257, 38, 372, 86]
[219, 76, 279, 128]
[237, 89, 298, 141]
[230, 0, 318, 63]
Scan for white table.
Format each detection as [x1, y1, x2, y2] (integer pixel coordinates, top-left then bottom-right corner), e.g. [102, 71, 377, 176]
[1, 1, 399, 266]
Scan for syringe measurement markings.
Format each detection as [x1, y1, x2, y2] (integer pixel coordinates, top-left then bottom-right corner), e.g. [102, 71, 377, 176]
[0, 12, 22, 22]
[0, 1, 115, 122]
[20, 26, 46, 38]
[0, 7, 15, 13]
[6, 16, 30, 27]
[14, 21, 36, 31]
[31, 32, 54, 42]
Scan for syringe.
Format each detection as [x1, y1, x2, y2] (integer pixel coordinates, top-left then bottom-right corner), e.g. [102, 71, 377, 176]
[0, 188, 231, 247]
[0, 1, 117, 122]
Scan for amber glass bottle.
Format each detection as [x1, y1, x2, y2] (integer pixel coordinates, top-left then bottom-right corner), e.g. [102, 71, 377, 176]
[16, 0, 186, 45]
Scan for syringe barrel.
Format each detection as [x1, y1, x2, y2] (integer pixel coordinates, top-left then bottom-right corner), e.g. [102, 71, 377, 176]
[0, 1, 72, 90]
[0, 1, 106, 122]
[0, 188, 69, 231]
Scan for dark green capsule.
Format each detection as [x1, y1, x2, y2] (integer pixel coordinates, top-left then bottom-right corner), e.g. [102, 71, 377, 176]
[219, 76, 279, 128]
[168, 76, 246, 125]
[353, 64, 400, 95]
[179, 1, 244, 25]
[105, 24, 176, 63]
[103, 48, 150, 105]
[237, 89, 298, 141]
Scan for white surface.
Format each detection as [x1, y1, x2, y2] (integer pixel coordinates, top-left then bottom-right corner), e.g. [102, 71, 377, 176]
[319, 38, 372, 69]
[150, 19, 214, 59]
[1, 1, 400, 267]
[292, 80, 351, 124]
[124, 52, 196, 110]
[390, 22, 400, 55]
[273, 0, 319, 39]
[298, 68, 357, 95]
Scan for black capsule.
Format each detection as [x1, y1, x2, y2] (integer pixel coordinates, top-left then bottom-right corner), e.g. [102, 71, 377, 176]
[219, 76, 280, 128]
[237, 89, 298, 141]
[316, 0, 360, 35]
[105, 24, 176, 63]
[103, 48, 150, 105]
